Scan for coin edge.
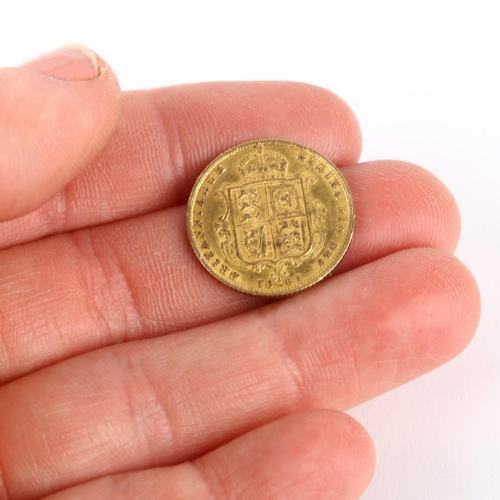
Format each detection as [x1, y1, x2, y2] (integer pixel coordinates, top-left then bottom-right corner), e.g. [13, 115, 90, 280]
[186, 139, 355, 297]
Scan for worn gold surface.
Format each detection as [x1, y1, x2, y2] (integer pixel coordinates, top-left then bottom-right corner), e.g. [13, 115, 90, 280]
[187, 140, 354, 296]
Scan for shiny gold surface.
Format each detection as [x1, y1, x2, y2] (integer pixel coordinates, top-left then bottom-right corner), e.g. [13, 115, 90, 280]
[187, 140, 354, 296]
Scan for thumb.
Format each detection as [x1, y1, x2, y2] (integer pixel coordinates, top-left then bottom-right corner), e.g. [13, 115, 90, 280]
[0, 44, 123, 221]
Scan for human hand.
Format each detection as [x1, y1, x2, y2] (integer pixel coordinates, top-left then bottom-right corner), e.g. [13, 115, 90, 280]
[0, 45, 480, 499]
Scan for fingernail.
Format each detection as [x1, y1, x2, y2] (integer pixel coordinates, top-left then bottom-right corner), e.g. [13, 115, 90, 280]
[19, 44, 100, 81]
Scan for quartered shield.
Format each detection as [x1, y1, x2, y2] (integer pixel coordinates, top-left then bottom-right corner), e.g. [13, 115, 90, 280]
[228, 178, 312, 265]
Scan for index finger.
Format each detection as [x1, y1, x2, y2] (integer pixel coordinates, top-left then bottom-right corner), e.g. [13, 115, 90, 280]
[0, 81, 361, 249]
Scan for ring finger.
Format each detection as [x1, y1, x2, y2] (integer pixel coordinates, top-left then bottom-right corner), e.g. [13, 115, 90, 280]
[0, 160, 459, 383]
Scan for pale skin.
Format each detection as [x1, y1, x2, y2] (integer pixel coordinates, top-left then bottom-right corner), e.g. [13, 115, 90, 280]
[0, 45, 481, 499]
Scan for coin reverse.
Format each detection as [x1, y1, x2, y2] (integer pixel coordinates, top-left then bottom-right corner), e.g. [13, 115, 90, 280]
[187, 140, 354, 296]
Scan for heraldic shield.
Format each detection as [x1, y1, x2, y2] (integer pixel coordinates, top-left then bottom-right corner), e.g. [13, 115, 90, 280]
[213, 147, 327, 280]
[229, 178, 311, 264]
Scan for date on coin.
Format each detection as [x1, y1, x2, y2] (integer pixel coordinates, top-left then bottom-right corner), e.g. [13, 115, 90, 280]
[187, 140, 354, 296]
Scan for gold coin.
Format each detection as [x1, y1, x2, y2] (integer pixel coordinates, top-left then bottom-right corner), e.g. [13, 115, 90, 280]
[187, 140, 354, 296]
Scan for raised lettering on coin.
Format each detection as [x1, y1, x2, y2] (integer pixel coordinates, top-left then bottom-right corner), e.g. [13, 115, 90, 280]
[187, 140, 354, 296]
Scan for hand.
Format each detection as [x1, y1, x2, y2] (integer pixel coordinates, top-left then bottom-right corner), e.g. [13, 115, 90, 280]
[0, 45, 480, 500]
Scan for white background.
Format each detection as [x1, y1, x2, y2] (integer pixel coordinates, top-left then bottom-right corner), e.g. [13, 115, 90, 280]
[1, 1, 499, 498]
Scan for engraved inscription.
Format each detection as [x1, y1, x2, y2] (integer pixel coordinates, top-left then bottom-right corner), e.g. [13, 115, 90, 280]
[188, 140, 354, 296]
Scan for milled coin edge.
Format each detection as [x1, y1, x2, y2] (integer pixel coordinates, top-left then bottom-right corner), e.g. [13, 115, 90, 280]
[186, 139, 355, 297]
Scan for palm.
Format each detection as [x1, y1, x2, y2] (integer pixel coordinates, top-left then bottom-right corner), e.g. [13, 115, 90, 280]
[0, 49, 480, 499]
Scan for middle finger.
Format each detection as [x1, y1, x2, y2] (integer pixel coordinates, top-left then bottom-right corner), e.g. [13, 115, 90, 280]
[0, 160, 459, 384]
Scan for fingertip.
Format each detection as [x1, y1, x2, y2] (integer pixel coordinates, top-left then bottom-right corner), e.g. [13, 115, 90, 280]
[419, 249, 481, 360]
[342, 159, 462, 267]
[284, 410, 377, 500]
[0, 45, 123, 221]
[289, 82, 363, 166]
[197, 409, 376, 500]
[383, 160, 462, 253]
[365, 248, 481, 373]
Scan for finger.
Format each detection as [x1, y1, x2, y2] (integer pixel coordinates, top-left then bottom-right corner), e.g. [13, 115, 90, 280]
[0, 44, 122, 222]
[0, 249, 480, 498]
[0, 161, 460, 383]
[41, 410, 374, 500]
[0, 81, 361, 248]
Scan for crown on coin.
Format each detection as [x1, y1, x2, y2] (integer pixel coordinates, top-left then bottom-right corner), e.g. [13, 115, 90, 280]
[238, 147, 288, 180]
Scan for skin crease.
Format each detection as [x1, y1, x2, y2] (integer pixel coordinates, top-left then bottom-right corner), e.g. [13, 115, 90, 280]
[0, 82, 361, 249]
[0, 161, 460, 383]
[0, 248, 479, 498]
[42, 411, 376, 500]
[0, 47, 480, 500]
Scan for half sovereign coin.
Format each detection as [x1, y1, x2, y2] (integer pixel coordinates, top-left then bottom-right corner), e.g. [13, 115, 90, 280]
[187, 140, 354, 296]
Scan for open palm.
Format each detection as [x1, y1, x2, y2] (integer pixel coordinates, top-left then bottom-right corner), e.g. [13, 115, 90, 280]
[0, 46, 480, 499]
